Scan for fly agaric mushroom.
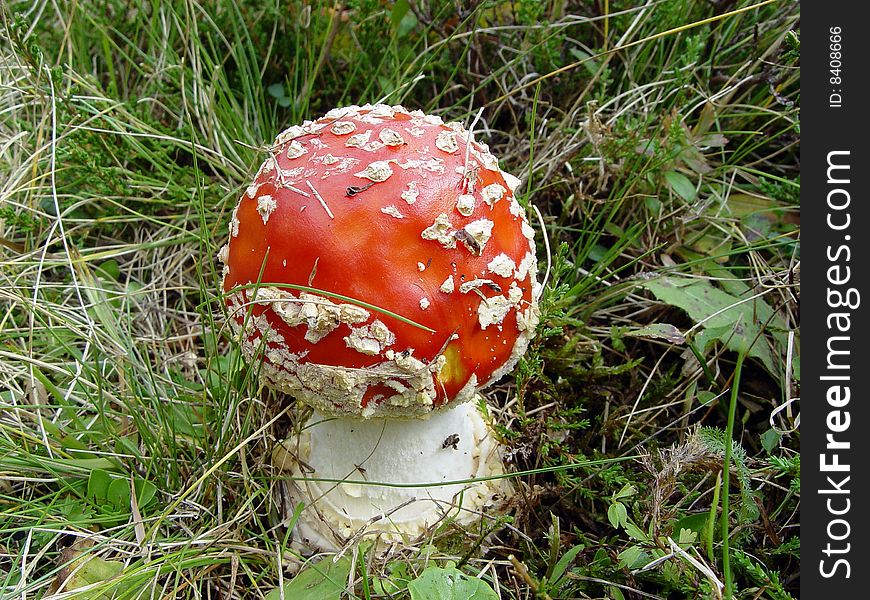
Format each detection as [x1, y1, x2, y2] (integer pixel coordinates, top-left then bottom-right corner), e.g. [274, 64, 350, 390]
[219, 103, 539, 549]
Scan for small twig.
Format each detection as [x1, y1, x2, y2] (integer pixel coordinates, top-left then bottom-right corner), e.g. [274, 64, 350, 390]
[284, 183, 312, 199]
[463, 107, 485, 172]
[375, 73, 425, 105]
[508, 554, 553, 600]
[308, 257, 319, 286]
[334, 497, 418, 559]
[271, 159, 311, 198]
[304, 180, 335, 219]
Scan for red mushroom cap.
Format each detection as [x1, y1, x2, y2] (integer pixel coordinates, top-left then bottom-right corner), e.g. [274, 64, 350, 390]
[220, 104, 539, 417]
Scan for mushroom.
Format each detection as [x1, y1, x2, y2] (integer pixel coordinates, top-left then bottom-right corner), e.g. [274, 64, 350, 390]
[220, 103, 540, 550]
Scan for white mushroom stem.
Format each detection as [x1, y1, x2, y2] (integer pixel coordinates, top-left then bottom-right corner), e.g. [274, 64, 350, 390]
[273, 400, 512, 551]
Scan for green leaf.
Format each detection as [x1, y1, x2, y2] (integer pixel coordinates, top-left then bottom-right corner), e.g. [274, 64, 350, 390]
[390, 1, 419, 38]
[696, 390, 717, 405]
[624, 519, 649, 542]
[57, 497, 95, 525]
[95, 475, 156, 513]
[696, 323, 774, 371]
[603, 222, 625, 238]
[607, 502, 627, 529]
[550, 545, 584, 585]
[664, 171, 695, 200]
[133, 478, 157, 509]
[644, 196, 662, 214]
[408, 562, 498, 600]
[589, 243, 609, 262]
[96, 259, 120, 281]
[87, 469, 112, 504]
[568, 47, 600, 75]
[641, 276, 779, 377]
[266, 83, 285, 98]
[614, 483, 638, 501]
[678, 527, 698, 544]
[625, 323, 685, 344]
[673, 512, 710, 537]
[397, 11, 418, 37]
[373, 561, 413, 596]
[265, 556, 352, 600]
[63, 554, 124, 595]
[664, 171, 697, 201]
[761, 428, 781, 454]
[106, 477, 131, 510]
[617, 546, 649, 569]
[390, 0, 410, 29]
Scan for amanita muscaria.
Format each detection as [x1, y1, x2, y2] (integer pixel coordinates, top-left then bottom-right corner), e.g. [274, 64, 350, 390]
[220, 103, 539, 549]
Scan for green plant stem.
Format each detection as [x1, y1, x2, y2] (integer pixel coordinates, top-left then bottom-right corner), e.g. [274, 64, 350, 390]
[721, 351, 746, 599]
[706, 469, 721, 564]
